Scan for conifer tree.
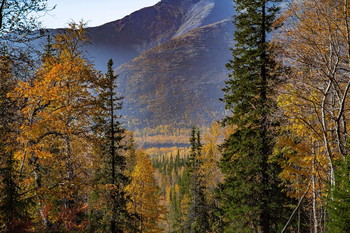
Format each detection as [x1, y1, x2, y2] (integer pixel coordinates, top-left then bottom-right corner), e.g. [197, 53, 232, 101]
[218, 0, 287, 232]
[106, 59, 128, 233]
[93, 59, 129, 233]
[0, 51, 30, 232]
[327, 157, 350, 232]
[169, 183, 181, 231]
[186, 127, 209, 232]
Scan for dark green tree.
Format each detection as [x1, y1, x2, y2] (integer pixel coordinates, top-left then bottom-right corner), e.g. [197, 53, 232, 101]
[104, 59, 129, 233]
[218, 0, 287, 232]
[92, 59, 129, 233]
[186, 127, 210, 232]
[0, 51, 31, 232]
[327, 157, 350, 233]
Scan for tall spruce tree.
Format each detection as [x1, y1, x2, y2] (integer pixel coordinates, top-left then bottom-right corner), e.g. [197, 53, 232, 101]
[105, 59, 129, 233]
[93, 59, 129, 233]
[218, 0, 286, 232]
[186, 127, 210, 232]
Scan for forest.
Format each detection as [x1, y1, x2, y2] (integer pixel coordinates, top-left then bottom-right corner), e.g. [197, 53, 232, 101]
[1, 0, 350, 232]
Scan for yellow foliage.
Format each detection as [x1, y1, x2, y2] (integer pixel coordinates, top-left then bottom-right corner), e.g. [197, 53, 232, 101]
[274, 0, 350, 207]
[200, 122, 224, 201]
[7, 23, 102, 229]
[125, 151, 166, 232]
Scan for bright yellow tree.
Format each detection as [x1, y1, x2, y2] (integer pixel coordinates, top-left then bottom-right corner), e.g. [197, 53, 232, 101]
[125, 151, 165, 232]
[275, 0, 350, 231]
[200, 122, 224, 200]
[9, 23, 102, 231]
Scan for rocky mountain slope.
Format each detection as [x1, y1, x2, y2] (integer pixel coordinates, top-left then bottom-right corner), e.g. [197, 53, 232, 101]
[47, 0, 235, 133]
[86, 0, 233, 71]
[118, 19, 233, 129]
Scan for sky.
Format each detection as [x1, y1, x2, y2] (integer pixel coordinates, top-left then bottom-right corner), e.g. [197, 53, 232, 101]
[38, 0, 160, 29]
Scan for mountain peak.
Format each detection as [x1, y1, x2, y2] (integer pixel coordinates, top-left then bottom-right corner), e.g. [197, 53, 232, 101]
[116, 19, 233, 129]
[43, 0, 234, 134]
[161, 0, 201, 3]
[87, 0, 232, 70]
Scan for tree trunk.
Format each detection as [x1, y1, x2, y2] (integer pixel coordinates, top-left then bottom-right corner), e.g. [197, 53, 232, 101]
[32, 153, 49, 228]
[312, 152, 318, 233]
[110, 70, 117, 233]
[0, 0, 6, 29]
[259, 1, 271, 232]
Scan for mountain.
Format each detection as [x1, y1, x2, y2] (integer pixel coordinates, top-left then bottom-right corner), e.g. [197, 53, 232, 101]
[118, 19, 233, 129]
[85, 0, 233, 71]
[44, 0, 234, 141]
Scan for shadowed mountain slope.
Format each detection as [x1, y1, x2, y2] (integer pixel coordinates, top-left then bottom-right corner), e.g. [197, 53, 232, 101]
[85, 0, 233, 70]
[117, 19, 234, 129]
[43, 0, 234, 137]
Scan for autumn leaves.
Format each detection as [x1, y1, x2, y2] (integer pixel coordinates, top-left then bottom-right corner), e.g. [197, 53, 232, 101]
[276, 0, 350, 231]
[0, 23, 165, 232]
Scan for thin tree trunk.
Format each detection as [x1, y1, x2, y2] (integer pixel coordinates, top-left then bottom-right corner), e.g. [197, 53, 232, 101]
[35, 176, 48, 227]
[321, 80, 335, 187]
[260, 1, 271, 232]
[312, 151, 318, 233]
[297, 207, 300, 233]
[280, 181, 311, 233]
[298, 177, 301, 233]
[0, 0, 6, 29]
[65, 137, 74, 181]
[110, 69, 117, 233]
[32, 153, 49, 228]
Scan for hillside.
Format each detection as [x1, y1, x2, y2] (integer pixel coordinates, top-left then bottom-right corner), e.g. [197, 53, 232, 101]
[42, 0, 234, 145]
[85, 0, 233, 70]
[117, 19, 233, 130]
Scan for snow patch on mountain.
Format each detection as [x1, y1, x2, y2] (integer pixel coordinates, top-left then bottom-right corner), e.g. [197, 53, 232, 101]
[174, 0, 215, 37]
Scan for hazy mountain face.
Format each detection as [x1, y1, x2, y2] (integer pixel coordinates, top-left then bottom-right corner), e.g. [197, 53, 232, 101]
[86, 0, 233, 70]
[117, 19, 233, 129]
[47, 0, 234, 131]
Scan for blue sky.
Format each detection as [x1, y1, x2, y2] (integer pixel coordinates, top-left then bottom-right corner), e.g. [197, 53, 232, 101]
[38, 0, 160, 28]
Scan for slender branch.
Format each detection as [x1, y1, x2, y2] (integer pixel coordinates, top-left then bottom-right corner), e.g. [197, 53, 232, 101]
[29, 131, 64, 145]
[281, 181, 311, 233]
